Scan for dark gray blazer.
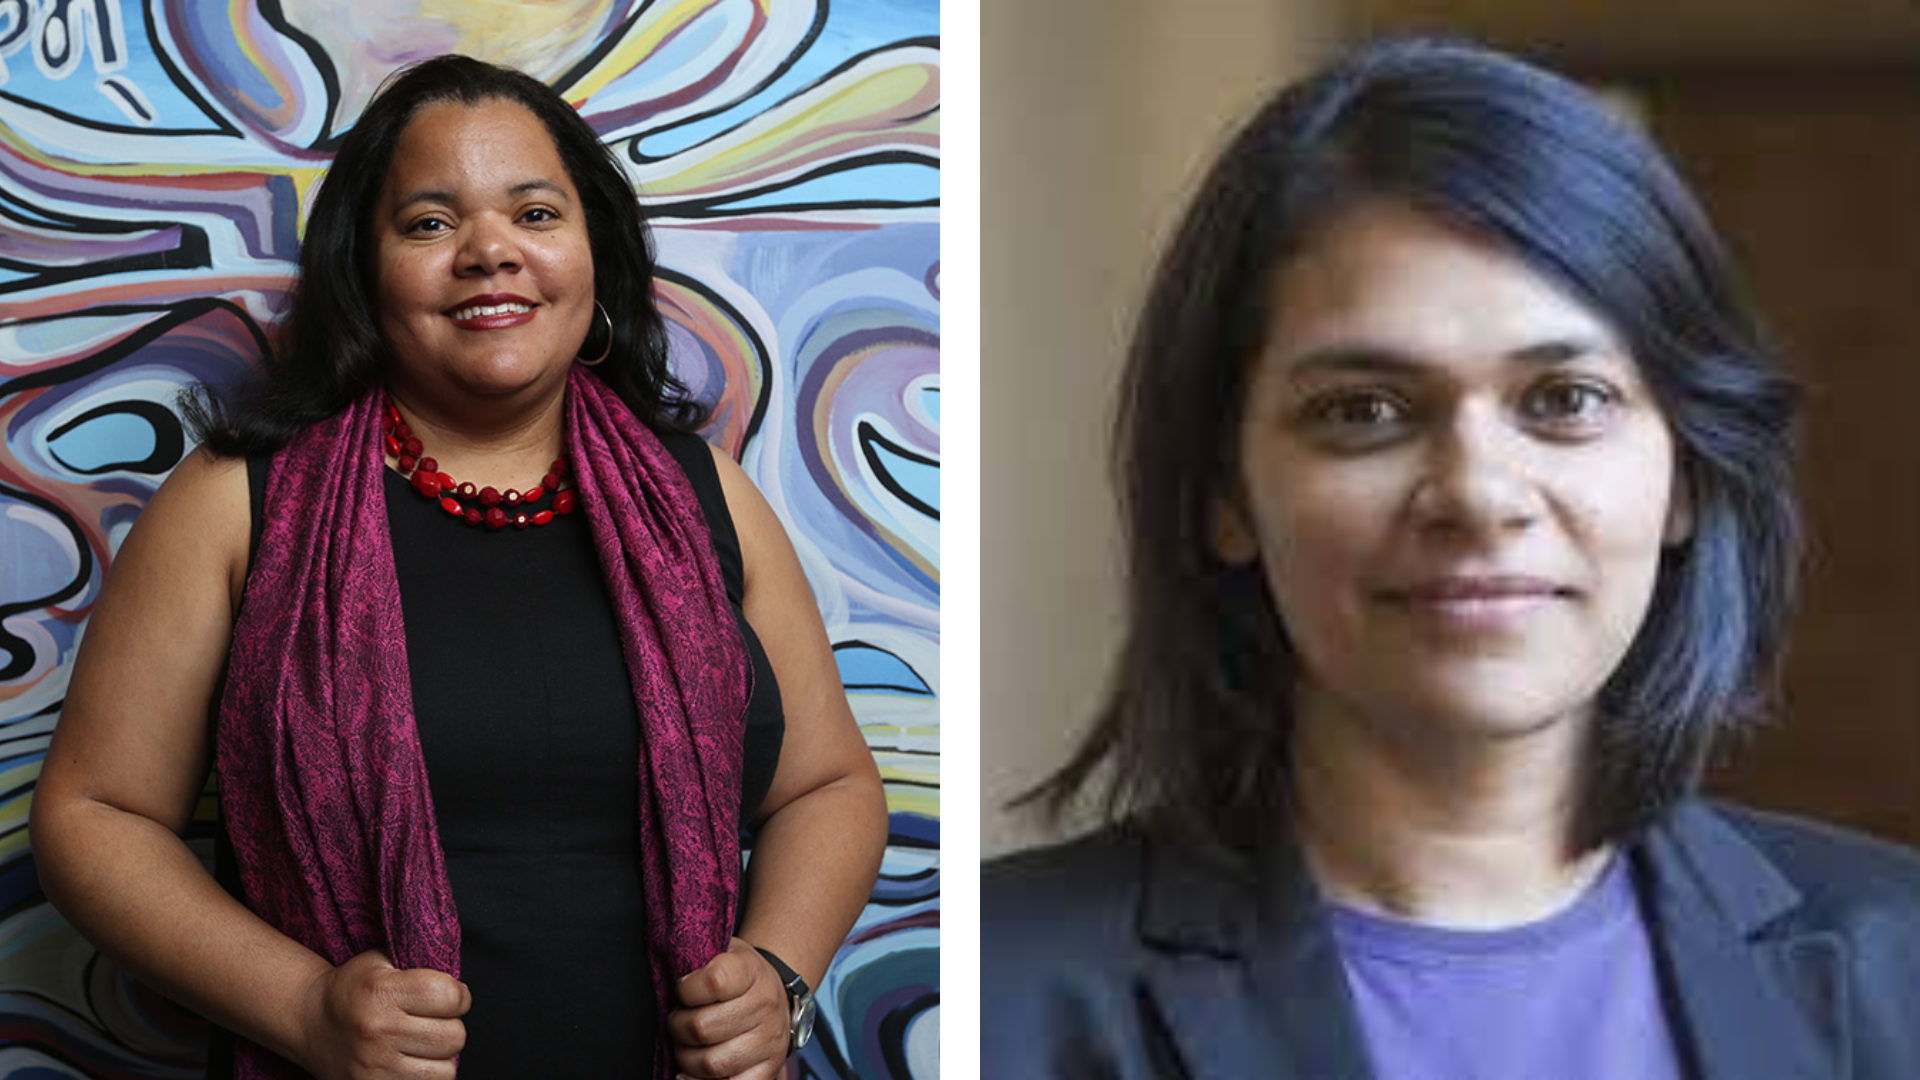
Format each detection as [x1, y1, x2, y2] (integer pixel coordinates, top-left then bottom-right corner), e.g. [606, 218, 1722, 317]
[981, 802, 1920, 1079]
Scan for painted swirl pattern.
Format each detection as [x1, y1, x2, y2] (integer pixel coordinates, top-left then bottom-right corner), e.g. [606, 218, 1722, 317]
[0, 1, 939, 1076]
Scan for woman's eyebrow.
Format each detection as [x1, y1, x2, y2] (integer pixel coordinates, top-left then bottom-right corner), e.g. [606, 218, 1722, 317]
[391, 188, 457, 214]
[390, 179, 572, 214]
[1507, 336, 1613, 365]
[507, 178, 571, 201]
[1283, 335, 1614, 384]
[1284, 345, 1424, 384]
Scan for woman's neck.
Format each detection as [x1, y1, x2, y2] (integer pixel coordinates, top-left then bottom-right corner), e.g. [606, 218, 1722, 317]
[1288, 685, 1611, 929]
[385, 384, 568, 492]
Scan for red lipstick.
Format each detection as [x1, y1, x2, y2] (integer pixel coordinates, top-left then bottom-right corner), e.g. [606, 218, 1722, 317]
[445, 293, 538, 330]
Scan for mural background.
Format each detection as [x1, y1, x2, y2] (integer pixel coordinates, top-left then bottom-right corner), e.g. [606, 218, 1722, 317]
[0, 0, 940, 1076]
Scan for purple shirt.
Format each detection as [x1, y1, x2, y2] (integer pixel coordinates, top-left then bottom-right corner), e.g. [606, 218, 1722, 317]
[1330, 858, 1690, 1080]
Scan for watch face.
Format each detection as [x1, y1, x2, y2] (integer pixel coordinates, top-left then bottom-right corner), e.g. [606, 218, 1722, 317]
[793, 992, 818, 1048]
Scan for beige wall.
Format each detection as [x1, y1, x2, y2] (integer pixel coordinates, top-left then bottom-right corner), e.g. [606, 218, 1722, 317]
[981, 1, 1334, 856]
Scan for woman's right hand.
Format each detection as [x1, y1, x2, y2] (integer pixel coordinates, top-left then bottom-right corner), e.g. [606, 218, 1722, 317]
[297, 950, 471, 1080]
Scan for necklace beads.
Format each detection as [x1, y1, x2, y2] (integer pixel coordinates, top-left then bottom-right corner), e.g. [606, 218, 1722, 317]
[384, 398, 577, 531]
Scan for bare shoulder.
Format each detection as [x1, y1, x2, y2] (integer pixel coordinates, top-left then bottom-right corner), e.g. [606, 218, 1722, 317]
[126, 445, 252, 611]
[700, 445, 875, 821]
[703, 443, 790, 586]
[43, 445, 252, 830]
[703, 442, 773, 523]
[154, 443, 250, 510]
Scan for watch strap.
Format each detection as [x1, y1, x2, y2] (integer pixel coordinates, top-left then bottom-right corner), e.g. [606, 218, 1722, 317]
[753, 946, 815, 1054]
[753, 946, 808, 998]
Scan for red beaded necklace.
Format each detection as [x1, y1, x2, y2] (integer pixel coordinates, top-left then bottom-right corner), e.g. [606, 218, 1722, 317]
[383, 398, 578, 531]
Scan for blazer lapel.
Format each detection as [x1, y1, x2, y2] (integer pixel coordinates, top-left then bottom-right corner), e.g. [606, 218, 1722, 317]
[1640, 803, 1848, 1080]
[1135, 829, 1376, 1080]
[1129, 803, 1848, 1080]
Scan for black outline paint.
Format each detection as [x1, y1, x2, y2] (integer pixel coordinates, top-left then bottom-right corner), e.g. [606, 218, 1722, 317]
[46, 398, 185, 475]
[254, 0, 343, 150]
[654, 264, 774, 447]
[0, 479, 92, 682]
[878, 991, 939, 1078]
[642, 149, 938, 220]
[0, 0, 237, 137]
[855, 420, 936, 521]
[0, 297, 271, 397]
[567, 0, 830, 153]
[831, 639, 932, 695]
[549, 0, 660, 101]
[626, 33, 934, 165]
[0, 196, 212, 294]
[99, 75, 152, 123]
[141, 0, 243, 137]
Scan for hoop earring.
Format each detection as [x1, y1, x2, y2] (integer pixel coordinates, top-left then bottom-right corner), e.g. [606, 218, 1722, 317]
[577, 300, 613, 366]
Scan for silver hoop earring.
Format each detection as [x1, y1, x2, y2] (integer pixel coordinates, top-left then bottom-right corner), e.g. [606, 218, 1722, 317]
[578, 300, 613, 366]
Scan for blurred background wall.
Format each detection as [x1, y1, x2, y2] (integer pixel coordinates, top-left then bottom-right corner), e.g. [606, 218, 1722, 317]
[984, 0, 1920, 856]
[982, 0, 1335, 855]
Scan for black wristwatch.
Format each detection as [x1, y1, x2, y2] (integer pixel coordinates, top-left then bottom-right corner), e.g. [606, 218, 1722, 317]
[754, 946, 817, 1054]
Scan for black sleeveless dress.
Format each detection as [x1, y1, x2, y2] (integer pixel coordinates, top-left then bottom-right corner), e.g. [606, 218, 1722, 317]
[221, 427, 784, 1077]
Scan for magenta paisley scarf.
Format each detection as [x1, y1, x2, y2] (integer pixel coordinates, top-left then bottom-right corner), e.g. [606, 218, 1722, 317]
[216, 366, 750, 1078]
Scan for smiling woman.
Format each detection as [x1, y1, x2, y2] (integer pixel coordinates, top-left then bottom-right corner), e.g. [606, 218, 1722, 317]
[1226, 202, 1687, 807]
[982, 37, 1920, 1080]
[28, 54, 886, 1080]
[374, 99, 598, 414]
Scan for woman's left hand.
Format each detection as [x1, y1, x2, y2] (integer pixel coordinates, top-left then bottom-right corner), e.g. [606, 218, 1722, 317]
[668, 936, 793, 1080]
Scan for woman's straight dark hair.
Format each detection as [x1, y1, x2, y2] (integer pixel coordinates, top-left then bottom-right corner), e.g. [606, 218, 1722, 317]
[184, 54, 703, 453]
[1027, 37, 1802, 853]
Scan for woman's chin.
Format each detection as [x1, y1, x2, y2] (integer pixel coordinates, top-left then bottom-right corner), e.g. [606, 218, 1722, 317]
[1319, 664, 1600, 754]
[441, 356, 575, 401]
[1390, 685, 1593, 750]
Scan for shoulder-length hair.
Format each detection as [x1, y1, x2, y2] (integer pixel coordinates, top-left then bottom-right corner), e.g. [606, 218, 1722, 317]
[187, 54, 701, 453]
[1030, 37, 1802, 853]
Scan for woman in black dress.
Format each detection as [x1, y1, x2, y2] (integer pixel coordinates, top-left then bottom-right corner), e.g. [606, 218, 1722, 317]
[32, 55, 886, 1080]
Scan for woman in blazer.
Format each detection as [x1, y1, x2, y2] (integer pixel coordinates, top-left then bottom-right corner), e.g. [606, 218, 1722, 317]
[982, 37, 1920, 1080]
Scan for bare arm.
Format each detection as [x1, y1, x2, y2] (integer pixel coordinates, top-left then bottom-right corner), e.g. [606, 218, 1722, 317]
[724, 449, 889, 988]
[669, 446, 889, 1080]
[30, 448, 467, 1080]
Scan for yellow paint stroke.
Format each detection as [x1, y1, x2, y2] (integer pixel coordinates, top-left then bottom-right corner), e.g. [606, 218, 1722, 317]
[567, 0, 750, 104]
[427, 0, 616, 74]
[883, 786, 937, 819]
[0, 126, 325, 185]
[653, 277, 764, 455]
[225, 0, 303, 132]
[877, 760, 936, 788]
[0, 789, 31, 861]
[0, 758, 40, 798]
[642, 60, 938, 201]
[231, 0, 270, 71]
[808, 339, 938, 583]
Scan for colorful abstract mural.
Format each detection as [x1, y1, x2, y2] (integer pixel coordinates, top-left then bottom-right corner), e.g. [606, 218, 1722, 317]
[0, 1, 938, 1076]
